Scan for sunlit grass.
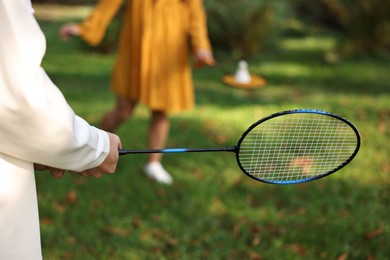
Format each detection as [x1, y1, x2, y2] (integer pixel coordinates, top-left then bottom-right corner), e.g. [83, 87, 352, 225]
[279, 36, 337, 52]
[33, 3, 92, 21]
[35, 10, 390, 259]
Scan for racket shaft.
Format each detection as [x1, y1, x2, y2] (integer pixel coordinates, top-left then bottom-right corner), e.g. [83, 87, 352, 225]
[119, 147, 236, 155]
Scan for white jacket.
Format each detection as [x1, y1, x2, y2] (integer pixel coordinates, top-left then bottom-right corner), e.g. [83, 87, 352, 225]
[0, 1, 110, 259]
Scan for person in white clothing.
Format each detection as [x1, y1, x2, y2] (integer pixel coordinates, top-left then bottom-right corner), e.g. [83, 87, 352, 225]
[0, 1, 122, 259]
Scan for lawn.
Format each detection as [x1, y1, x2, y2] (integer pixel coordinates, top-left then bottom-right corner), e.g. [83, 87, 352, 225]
[34, 5, 389, 260]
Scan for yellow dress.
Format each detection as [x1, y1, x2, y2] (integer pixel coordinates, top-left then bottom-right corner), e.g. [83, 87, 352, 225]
[78, 0, 212, 113]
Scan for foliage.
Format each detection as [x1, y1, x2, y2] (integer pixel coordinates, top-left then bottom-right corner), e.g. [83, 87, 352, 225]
[35, 12, 390, 259]
[205, 0, 288, 59]
[32, 0, 98, 4]
[292, 0, 390, 55]
[35, 0, 390, 58]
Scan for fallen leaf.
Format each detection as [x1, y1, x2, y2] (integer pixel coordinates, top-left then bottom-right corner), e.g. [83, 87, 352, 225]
[105, 226, 129, 237]
[214, 134, 228, 144]
[337, 253, 348, 260]
[382, 162, 390, 174]
[250, 224, 263, 234]
[365, 226, 383, 239]
[377, 122, 386, 134]
[202, 120, 215, 131]
[285, 243, 306, 256]
[165, 237, 177, 247]
[233, 177, 243, 187]
[339, 209, 350, 218]
[248, 251, 262, 260]
[62, 252, 75, 259]
[41, 217, 53, 225]
[192, 167, 204, 179]
[252, 235, 261, 246]
[155, 188, 166, 197]
[66, 236, 77, 245]
[53, 201, 65, 213]
[209, 197, 226, 215]
[295, 207, 306, 215]
[66, 191, 77, 205]
[132, 217, 142, 228]
[179, 121, 189, 130]
[290, 157, 313, 174]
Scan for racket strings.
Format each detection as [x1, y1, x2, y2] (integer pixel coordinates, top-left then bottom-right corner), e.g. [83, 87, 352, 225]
[238, 114, 358, 184]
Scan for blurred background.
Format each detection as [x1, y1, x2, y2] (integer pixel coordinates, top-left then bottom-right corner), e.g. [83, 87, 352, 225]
[33, 0, 389, 259]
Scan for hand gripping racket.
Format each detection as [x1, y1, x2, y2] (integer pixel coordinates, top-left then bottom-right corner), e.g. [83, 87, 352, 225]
[119, 109, 360, 184]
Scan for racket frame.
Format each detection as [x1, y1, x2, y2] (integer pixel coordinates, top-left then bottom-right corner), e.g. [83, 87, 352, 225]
[235, 109, 361, 184]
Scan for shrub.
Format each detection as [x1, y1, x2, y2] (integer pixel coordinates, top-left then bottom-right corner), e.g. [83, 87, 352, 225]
[205, 0, 288, 59]
[292, 0, 390, 55]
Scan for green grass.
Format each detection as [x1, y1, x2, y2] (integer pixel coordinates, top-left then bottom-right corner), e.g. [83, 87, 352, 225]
[35, 14, 389, 260]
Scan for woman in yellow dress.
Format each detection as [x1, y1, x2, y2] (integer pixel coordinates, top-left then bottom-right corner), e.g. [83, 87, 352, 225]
[60, 0, 215, 184]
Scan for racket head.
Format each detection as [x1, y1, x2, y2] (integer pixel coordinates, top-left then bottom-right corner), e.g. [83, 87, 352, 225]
[235, 109, 360, 184]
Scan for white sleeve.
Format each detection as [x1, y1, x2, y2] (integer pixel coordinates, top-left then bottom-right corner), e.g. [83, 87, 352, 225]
[0, 0, 110, 171]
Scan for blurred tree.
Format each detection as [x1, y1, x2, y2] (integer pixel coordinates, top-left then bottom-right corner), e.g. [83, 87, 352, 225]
[32, 0, 97, 4]
[35, 0, 288, 58]
[205, 0, 288, 59]
[33, 0, 123, 54]
[292, 0, 390, 55]
[34, 0, 388, 56]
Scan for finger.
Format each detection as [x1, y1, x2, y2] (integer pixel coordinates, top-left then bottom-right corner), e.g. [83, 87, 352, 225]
[118, 138, 122, 150]
[70, 169, 103, 178]
[34, 164, 48, 171]
[91, 172, 104, 178]
[59, 28, 69, 41]
[50, 168, 65, 179]
[84, 169, 104, 178]
[80, 171, 90, 177]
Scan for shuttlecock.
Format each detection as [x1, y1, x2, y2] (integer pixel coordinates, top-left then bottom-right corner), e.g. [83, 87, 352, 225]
[234, 60, 251, 84]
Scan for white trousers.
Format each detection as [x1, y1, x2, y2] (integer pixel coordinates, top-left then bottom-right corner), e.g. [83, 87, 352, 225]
[0, 154, 42, 260]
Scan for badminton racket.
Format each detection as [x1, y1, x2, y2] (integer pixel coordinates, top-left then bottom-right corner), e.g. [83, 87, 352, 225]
[119, 109, 360, 184]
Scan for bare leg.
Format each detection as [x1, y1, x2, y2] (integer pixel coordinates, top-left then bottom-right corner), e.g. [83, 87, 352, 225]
[100, 96, 136, 132]
[143, 110, 173, 184]
[148, 110, 170, 163]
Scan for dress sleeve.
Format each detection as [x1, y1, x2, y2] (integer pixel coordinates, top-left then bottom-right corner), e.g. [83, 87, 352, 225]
[187, 0, 212, 52]
[77, 0, 124, 46]
[0, 0, 110, 172]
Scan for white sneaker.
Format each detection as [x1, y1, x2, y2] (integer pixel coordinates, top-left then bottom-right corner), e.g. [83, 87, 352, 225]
[143, 162, 173, 185]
